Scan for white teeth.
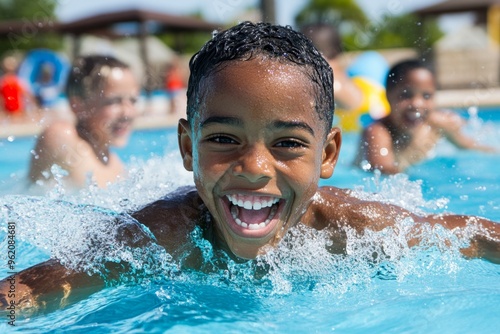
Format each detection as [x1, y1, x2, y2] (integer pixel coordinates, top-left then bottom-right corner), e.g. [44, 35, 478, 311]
[226, 195, 279, 210]
[227, 195, 279, 230]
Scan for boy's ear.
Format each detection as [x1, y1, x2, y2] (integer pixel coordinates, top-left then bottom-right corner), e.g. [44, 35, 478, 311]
[178, 118, 193, 171]
[320, 127, 342, 179]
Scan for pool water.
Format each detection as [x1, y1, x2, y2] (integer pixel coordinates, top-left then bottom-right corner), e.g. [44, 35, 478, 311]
[0, 108, 500, 333]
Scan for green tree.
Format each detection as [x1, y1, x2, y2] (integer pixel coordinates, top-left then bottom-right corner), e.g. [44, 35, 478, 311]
[295, 0, 443, 53]
[0, 0, 61, 55]
[360, 13, 443, 53]
[295, 0, 369, 32]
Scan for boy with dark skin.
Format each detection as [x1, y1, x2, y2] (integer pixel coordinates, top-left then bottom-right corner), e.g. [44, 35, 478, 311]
[354, 59, 496, 174]
[1, 22, 499, 313]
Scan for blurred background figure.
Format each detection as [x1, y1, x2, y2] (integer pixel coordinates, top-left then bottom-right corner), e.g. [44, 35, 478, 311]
[164, 57, 187, 116]
[354, 59, 497, 175]
[301, 23, 390, 132]
[17, 49, 70, 113]
[0, 54, 34, 120]
[29, 55, 140, 189]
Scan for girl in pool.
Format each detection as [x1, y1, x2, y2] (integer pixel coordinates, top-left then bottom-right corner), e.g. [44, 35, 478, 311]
[354, 59, 496, 174]
[1, 22, 499, 313]
[28, 55, 140, 189]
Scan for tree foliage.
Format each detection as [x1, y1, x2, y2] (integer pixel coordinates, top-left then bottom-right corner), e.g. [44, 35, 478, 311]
[295, 0, 443, 52]
[0, 0, 61, 55]
[295, 0, 368, 29]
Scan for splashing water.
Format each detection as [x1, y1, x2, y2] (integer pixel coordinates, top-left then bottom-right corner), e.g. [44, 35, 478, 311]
[0, 118, 499, 331]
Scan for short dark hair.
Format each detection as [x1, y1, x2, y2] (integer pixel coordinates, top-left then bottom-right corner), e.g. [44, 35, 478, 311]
[386, 59, 433, 93]
[66, 55, 130, 100]
[187, 21, 334, 133]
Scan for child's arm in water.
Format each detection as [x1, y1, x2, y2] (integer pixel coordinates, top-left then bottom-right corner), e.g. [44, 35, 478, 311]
[0, 210, 161, 314]
[0, 259, 105, 313]
[1, 187, 500, 313]
[313, 187, 500, 264]
[429, 110, 497, 153]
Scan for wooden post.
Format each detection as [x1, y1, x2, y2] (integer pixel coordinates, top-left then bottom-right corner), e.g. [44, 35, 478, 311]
[260, 0, 276, 24]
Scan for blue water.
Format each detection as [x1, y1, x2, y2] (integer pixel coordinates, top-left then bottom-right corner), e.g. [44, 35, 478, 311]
[0, 108, 500, 333]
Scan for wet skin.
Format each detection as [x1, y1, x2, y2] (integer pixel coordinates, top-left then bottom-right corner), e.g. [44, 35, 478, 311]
[178, 57, 341, 259]
[77, 67, 140, 150]
[355, 66, 495, 174]
[28, 67, 140, 188]
[384, 68, 435, 137]
[2, 58, 500, 314]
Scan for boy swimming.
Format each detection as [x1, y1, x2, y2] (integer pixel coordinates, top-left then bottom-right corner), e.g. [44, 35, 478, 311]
[354, 59, 496, 174]
[1, 22, 499, 313]
[29, 55, 140, 189]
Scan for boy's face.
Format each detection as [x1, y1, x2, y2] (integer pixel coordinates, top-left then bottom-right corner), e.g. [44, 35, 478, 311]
[82, 68, 140, 148]
[386, 68, 435, 133]
[178, 57, 341, 259]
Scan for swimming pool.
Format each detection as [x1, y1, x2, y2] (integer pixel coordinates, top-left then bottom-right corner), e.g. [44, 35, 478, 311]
[0, 108, 499, 333]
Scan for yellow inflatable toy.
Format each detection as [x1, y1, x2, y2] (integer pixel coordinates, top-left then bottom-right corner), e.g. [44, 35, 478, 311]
[335, 51, 390, 132]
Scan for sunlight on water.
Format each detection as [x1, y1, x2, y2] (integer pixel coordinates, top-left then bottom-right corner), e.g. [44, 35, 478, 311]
[0, 112, 499, 332]
[0, 153, 477, 297]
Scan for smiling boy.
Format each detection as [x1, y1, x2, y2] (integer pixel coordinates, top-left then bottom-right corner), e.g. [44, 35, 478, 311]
[354, 59, 496, 174]
[1, 22, 500, 313]
[29, 55, 140, 189]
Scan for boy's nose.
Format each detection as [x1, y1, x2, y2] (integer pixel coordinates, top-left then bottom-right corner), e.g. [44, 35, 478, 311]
[119, 97, 138, 118]
[410, 94, 427, 109]
[232, 145, 273, 183]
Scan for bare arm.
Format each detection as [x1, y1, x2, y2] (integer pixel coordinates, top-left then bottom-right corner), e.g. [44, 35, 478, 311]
[429, 110, 497, 152]
[0, 213, 157, 313]
[329, 60, 363, 111]
[315, 187, 500, 263]
[0, 259, 105, 314]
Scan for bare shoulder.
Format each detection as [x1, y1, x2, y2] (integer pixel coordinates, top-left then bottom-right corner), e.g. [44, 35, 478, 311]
[131, 186, 204, 253]
[362, 121, 391, 140]
[37, 121, 79, 150]
[428, 109, 464, 132]
[308, 186, 414, 232]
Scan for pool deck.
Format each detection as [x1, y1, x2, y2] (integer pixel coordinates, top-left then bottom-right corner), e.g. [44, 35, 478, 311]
[2, 87, 500, 139]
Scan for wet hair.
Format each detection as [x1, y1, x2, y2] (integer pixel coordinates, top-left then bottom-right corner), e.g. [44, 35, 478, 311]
[66, 55, 130, 100]
[386, 59, 433, 93]
[187, 21, 334, 133]
[300, 23, 343, 60]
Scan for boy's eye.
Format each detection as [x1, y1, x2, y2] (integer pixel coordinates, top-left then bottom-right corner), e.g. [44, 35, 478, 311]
[101, 96, 138, 106]
[275, 139, 305, 148]
[207, 134, 237, 144]
[423, 93, 433, 100]
[400, 90, 413, 100]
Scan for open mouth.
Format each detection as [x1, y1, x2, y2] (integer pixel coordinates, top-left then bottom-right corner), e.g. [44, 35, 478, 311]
[225, 194, 282, 232]
[111, 119, 133, 135]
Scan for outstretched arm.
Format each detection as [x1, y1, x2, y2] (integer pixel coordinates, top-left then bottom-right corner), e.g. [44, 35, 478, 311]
[316, 188, 500, 263]
[429, 110, 497, 152]
[424, 213, 500, 264]
[0, 259, 105, 314]
[0, 212, 158, 314]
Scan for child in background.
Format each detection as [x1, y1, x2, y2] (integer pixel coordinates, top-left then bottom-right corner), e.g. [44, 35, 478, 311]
[354, 59, 496, 174]
[164, 58, 187, 116]
[0, 55, 33, 119]
[1, 23, 499, 313]
[29, 55, 140, 189]
[300, 23, 363, 112]
[301, 23, 390, 131]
